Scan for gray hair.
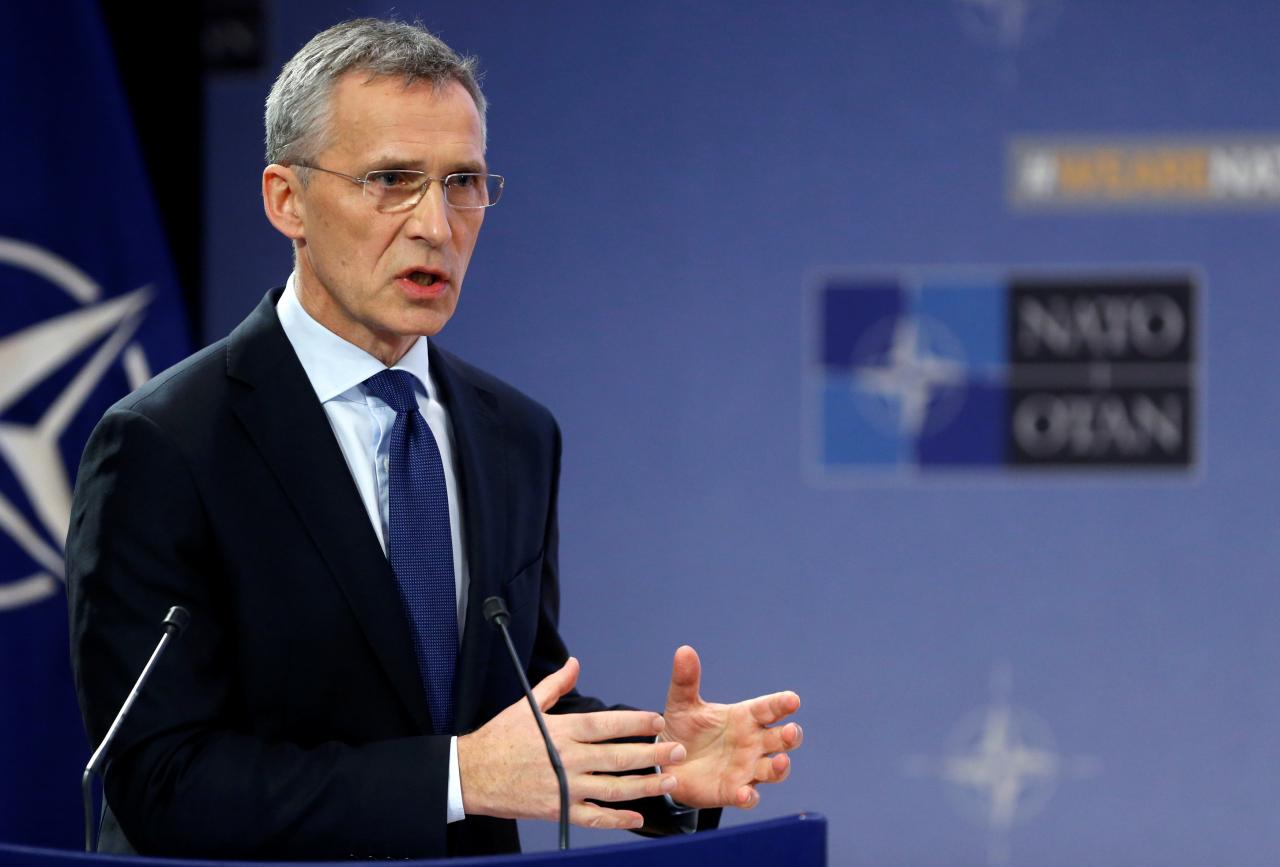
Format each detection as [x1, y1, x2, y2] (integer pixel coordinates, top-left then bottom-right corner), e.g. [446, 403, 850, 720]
[264, 18, 487, 166]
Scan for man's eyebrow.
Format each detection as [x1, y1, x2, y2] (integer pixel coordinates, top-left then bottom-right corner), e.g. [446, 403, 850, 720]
[365, 156, 425, 171]
[364, 156, 488, 173]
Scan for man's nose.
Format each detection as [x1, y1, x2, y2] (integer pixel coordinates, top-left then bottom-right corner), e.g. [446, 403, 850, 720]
[404, 180, 453, 246]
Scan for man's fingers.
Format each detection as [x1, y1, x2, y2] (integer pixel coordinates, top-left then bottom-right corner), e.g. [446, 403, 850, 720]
[570, 709, 665, 743]
[563, 738, 687, 774]
[531, 657, 580, 712]
[747, 690, 801, 726]
[753, 753, 791, 784]
[656, 738, 688, 767]
[763, 722, 804, 754]
[664, 644, 702, 709]
[579, 771, 678, 804]
[568, 803, 646, 831]
[735, 783, 760, 809]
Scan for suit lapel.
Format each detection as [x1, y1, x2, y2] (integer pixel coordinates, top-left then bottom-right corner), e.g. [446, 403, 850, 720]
[429, 343, 507, 731]
[225, 290, 434, 734]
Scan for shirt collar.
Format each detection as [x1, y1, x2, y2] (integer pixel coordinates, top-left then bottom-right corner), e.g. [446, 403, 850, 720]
[276, 272, 434, 403]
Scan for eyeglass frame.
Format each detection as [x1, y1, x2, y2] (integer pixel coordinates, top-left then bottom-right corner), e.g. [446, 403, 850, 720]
[288, 163, 505, 211]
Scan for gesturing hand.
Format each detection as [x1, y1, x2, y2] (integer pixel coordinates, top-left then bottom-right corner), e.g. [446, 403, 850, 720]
[659, 645, 803, 810]
[457, 657, 687, 829]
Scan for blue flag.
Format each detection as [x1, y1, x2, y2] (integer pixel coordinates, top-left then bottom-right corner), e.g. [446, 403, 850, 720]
[0, 0, 190, 846]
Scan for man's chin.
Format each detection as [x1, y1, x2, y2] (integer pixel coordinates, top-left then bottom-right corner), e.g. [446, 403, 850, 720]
[390, 289, 456, 333]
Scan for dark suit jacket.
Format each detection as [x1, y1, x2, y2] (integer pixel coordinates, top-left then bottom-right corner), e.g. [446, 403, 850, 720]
[66, 289, 708, 860]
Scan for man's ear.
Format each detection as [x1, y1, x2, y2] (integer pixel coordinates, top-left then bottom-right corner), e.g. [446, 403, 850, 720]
[262, 164, 306, 241]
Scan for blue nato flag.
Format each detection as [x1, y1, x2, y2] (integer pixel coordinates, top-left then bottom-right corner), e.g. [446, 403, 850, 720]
[0, 0, 189, 846]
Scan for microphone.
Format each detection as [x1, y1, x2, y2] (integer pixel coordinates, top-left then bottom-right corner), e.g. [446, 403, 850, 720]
[81, 606, 191, 852]
[483, 596, 570, 850]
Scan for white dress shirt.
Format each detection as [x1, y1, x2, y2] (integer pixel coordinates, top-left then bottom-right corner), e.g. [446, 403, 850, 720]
[276, 275, 467, 823]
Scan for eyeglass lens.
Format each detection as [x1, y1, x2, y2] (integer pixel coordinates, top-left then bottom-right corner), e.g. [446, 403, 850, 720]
[365, 171, 502, 212]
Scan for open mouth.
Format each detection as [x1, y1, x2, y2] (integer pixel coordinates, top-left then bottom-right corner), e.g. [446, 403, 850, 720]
[405, 270, 440, 287]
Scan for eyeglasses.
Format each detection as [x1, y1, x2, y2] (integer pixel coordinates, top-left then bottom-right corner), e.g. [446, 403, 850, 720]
[291, 164, 505, 212]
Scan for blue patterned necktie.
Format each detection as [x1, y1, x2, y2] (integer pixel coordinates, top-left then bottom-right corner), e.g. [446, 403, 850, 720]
[363, 368, 457, 734]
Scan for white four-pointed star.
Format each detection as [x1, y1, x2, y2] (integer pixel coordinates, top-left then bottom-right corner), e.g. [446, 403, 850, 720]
[943, 704, 1058, 829]
[854, 318, 966, 437]
[0, 238, 153, 608]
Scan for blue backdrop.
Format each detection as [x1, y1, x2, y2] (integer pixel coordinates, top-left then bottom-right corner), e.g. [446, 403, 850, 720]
[0, 0, 189, 847]
[200, 1, 1280, 864]
[4, 1, 1276, 864]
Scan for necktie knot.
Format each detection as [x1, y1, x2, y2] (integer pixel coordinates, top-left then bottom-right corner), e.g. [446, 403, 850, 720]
[364, 368, 419, 414]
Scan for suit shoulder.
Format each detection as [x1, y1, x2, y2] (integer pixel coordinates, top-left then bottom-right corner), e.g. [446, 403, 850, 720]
[432, 344, 558, 431]
[106, 337, 232, 426]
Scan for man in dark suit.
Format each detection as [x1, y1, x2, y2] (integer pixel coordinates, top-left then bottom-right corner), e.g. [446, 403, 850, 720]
[67, 18, 802, 860]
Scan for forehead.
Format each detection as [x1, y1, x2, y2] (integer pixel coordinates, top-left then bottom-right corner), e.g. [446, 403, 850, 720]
[323, 72, 485, 166]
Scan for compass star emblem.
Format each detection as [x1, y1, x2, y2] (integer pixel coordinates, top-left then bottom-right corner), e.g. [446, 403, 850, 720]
[905, 664, 1100, 866]
[0, 237, 154, 610]
[852, 316, 967, 438]
[941, 700, 1058, 829]
[954, 0, 1064, 49]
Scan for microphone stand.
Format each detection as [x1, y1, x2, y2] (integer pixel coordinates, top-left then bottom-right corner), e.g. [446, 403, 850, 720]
[81, 606, 191, 852]
[483, 596, 569, 850]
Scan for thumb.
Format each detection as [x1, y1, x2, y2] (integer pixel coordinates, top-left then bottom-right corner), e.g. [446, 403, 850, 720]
[665, 645, 702, 711]
[531, 656, 580, 712]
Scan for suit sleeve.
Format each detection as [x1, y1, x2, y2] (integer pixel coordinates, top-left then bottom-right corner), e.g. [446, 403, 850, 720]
[67, 407, 451, 860]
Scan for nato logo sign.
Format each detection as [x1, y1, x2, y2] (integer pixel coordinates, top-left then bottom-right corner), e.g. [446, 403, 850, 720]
[809, 269, 1197, 478]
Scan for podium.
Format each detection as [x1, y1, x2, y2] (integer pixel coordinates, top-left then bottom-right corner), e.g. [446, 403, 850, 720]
[0, 813, 825, 866]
